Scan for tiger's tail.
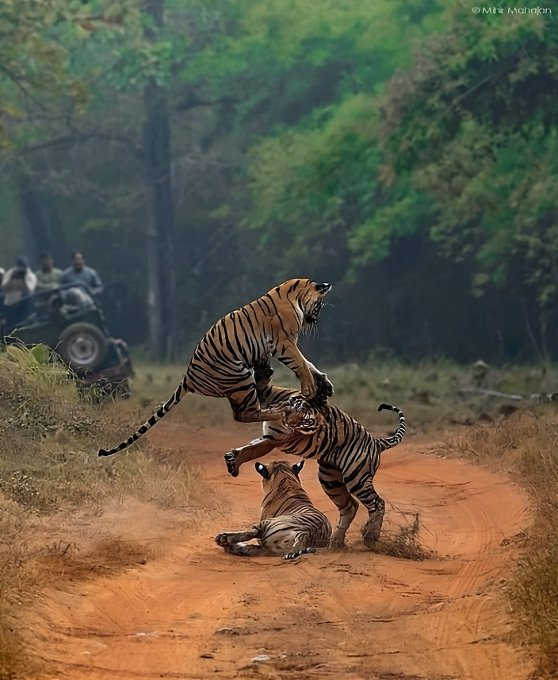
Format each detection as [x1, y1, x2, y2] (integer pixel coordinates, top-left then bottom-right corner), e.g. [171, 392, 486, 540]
[376, 403, 407, 452]
[97, 380, 188, 457]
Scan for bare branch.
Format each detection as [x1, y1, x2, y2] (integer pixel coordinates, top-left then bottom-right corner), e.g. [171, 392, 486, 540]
[457, 387, 525, 400]
[21, 129, 143, 160]
[175, 92, 237, 113]
[0, 64, 47, 111]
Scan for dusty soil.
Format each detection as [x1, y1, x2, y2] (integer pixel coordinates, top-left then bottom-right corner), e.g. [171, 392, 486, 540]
[38, 420, 534, 680]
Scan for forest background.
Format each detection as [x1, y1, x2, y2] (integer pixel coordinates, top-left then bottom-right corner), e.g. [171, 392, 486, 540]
[1, 0, 556, 363]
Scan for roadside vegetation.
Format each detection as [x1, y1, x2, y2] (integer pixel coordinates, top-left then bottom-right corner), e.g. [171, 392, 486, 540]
[131, 357, 558, 431]
[452, 407, 558, 678]
[0, 346, 203, 680]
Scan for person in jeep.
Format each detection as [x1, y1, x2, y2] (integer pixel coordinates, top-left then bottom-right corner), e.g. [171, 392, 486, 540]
[1, 255, 37, 329]
[60, 251, 103, 297]
[36, 253, 62, 291]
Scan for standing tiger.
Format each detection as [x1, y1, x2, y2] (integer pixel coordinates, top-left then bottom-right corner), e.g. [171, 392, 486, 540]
[215, 460, 332, 560]
[98, 279, 333, 458]
[224, 358, 406, 549]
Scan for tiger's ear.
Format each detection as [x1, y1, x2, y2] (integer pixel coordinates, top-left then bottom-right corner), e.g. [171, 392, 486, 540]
[292, 460, 305, 476]
[255, 462, 270, 479]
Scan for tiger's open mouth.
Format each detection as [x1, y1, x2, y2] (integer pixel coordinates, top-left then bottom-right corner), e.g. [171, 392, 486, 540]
[303, 282, 331, 325]
[305, 300, 324, 325]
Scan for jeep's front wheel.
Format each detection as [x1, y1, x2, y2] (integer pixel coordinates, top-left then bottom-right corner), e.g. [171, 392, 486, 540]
[59, 323, 108, 370]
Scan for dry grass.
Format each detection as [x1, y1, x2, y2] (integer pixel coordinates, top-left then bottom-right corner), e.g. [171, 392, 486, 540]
[0, 347, 202, 514]
[373, 512, 432, 561]
[0, 346, 204, 680]
[0, 501, 38, 680]
[451, 408, 558, 677]
[129, 357, 558, 433]
[37, 536, 152, 582]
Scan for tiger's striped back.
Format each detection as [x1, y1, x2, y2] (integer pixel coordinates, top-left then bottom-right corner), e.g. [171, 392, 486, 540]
[262, 393, 407, 475]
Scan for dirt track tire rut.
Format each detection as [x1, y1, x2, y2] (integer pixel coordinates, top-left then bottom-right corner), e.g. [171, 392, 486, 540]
[39, 427, 533, 680]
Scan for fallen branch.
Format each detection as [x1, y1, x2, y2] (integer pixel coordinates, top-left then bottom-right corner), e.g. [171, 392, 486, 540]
[458, 387, 558, 404]
[457, 388, 525, 400]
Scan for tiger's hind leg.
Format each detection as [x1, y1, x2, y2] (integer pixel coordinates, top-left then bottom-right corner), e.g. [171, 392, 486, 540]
[228, 386, 285, 423]
[361, 499, 385, 547]
[346, 474, 385, 548]
[215, 529, 265, 557]
[318, 461, 358, 548]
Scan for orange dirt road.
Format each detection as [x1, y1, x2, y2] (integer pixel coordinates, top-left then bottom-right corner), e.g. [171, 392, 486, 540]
[39, 422, 534, 680]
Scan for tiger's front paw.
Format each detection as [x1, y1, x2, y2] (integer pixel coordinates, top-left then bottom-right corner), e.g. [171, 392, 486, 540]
[284, 551, 300, 561]
[300, 375, 317, 399]
[315, 372, 334, 402]
[215, 532, 232, 547]
[224, 450, 240, 477]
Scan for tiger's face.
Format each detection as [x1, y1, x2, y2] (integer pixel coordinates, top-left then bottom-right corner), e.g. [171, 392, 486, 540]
[283, 394, 323, 435]
[277, 278, 332, 326]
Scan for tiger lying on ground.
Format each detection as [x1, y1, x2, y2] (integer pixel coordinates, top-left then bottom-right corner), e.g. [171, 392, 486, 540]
[224, 359, 406, 549]
[98, 278, 333, 458]
[215, 460, 331, 560]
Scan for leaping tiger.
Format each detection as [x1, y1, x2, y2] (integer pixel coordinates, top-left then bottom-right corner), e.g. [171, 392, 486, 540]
[98, 279, 333, 458]
[224, 358, 406, 549]
[215, 459, 332, 560]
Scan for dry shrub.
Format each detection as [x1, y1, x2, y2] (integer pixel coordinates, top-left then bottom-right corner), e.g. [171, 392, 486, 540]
[510, 541, 558, 679]
[451, 407, 558, 676]
[510, 443, 558, 678]
[373, 512, 431, 561]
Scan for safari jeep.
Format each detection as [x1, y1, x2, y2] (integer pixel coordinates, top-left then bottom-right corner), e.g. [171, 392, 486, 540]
[0, 284, 134, 396]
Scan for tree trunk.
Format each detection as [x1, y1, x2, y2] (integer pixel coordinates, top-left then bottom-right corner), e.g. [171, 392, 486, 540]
[18, 174, 51, 259]
[539, 310, 549, 365]
[142, 0, 176, 361]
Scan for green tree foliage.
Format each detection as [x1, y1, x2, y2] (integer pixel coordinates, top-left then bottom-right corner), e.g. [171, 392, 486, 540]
[377, 8, 558, 307]
[247, 2, 558, 357]
[1, 0, 556, 361]
[0, 0, 89, 150]
[246, 0, 444, 268]
[250, 8, 557, 283]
